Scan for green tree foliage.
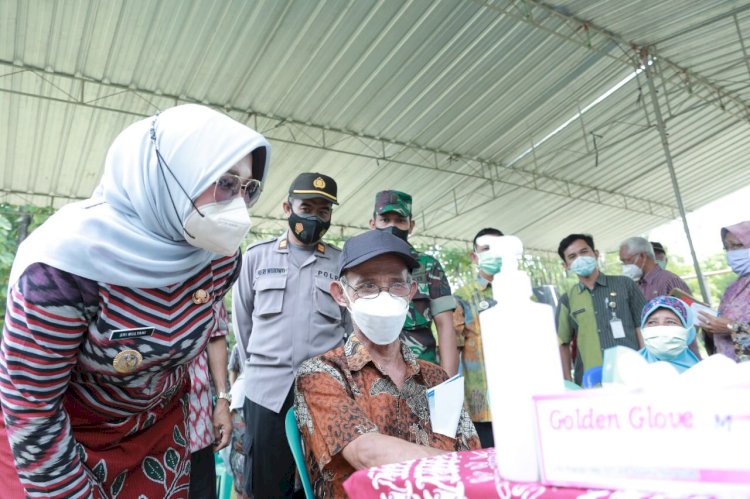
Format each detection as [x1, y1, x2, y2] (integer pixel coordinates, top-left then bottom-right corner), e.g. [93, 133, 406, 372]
[421, 244, 474, 290]
[662, 254, 735, 306]
[0, 204, 55, 330]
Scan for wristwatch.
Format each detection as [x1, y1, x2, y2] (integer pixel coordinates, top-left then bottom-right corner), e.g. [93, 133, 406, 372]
[216, 391, 232, 404]
[727, 322, 748, 334]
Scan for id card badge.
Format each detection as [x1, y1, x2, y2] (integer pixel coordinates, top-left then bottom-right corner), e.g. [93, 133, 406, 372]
[610, 319, 626, 339]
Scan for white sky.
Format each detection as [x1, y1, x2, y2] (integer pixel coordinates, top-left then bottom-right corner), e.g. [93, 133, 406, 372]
[647, 184, 750, 262]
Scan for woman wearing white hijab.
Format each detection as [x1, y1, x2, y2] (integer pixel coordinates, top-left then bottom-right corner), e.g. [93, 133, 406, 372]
[0, 104, 270, 498]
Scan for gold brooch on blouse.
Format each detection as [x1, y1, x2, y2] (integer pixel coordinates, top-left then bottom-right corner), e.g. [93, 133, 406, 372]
[192, 289, 211, 305]
[113, 349, 143, 374]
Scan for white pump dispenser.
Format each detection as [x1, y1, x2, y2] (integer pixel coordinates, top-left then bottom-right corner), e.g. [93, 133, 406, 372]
[476, 234, 564, 482]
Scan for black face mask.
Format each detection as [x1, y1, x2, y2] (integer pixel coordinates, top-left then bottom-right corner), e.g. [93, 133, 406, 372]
[377, 225, 409, 242]
[288, 211, 330, 245]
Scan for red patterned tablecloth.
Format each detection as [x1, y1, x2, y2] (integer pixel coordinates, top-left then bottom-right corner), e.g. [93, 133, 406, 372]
[343, 448, 615, 498]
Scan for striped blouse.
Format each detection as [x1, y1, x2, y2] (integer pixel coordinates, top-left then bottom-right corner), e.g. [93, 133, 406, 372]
[0, 254, 240, 497]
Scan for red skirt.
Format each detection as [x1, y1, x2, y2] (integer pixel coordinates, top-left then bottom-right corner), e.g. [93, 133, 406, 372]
[0, 378, 191, 498]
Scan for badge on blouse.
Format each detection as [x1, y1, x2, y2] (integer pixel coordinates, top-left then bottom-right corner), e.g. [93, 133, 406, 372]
[478, 300, 490, 311]
[192, 289, 211, 305]
[113, 349, 143, 373]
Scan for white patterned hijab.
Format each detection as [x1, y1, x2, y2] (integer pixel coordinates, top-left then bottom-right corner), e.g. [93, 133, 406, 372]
[9, 104, 271, 288]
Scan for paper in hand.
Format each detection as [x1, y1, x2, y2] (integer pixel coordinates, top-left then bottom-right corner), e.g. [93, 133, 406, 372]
[426, 374, 465, 438]
[691, 302, 717, 327]
[668, 287, 718, 327]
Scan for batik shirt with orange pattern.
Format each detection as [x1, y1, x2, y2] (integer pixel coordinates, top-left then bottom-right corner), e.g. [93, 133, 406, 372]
[294, 334, 480, 498]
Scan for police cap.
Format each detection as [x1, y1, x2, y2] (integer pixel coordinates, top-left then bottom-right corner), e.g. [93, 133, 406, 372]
[289, 172, 338, 204]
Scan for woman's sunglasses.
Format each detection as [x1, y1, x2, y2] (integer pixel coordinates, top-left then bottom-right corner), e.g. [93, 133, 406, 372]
[214, 173, 262, 206]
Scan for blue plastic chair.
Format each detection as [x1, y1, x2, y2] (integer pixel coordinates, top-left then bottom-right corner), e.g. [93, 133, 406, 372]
[582, 365, 603, 388]
[563, 379, 582, 390]
[214, 452, 234, 499]
[285, 407, 314, 499]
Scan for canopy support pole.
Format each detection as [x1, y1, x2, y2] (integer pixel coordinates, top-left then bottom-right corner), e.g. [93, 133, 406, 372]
[644, 61, 711, 305]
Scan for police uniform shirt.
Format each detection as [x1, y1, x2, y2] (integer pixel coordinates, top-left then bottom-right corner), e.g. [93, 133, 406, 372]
[232, 232, 346, 413]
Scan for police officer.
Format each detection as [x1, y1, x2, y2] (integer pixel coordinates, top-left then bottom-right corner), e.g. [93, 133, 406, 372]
[369, 190, 458, 376]
[232, 172, 346, 498]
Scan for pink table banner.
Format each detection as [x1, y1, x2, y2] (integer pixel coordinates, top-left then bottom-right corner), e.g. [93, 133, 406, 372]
[343, 447, 618, 498]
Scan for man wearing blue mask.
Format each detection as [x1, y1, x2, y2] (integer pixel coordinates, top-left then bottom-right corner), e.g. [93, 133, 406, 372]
[651, 241, 669, 269]
[453, 227, 504, 448]
[369, 190, 458, 376]
[556, 233, 647, 385]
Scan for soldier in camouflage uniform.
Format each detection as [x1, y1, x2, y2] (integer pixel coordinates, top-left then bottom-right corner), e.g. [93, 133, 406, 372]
[369, 190, 459, 375]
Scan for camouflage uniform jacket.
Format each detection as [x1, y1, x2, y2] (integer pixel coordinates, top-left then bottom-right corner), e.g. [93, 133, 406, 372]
[401, 250, 456, 364]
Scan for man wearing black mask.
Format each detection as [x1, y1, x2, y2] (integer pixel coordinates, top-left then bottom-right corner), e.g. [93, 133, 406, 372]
[232, 172, 347, 498]
[369, 190, 458, 376]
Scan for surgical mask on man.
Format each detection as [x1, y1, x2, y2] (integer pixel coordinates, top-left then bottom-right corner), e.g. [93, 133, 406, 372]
[727, 248, 750, 276]
[621, 257, 644, 281]
[183, 196, 251, 256]
[570, 255, 597, 277]
[642, 325, 689, 360]
[477, 252, 502, 275]
[621, 264, 643, 281]
[656, 259, 667, 269]
[340, 283, 409, 345]
[621, 254, 644, 281]
[377, 225, 409, 242]
[288, 210, 330, 245]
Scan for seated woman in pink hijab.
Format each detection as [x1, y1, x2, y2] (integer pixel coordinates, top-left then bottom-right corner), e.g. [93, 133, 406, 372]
[699, 221, 750, 362]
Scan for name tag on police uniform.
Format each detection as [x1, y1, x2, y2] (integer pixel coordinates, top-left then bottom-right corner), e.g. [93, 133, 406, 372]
[109, 327, 155, 341]
[257, 267, 288, 277]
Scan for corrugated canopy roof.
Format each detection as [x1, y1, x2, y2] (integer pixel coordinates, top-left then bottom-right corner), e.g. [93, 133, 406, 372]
[2, 0, 749, 254]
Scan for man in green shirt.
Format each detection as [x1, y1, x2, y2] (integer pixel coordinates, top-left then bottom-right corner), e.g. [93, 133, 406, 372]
[556, 233, 646, 385]
[369, 190, 458, 375]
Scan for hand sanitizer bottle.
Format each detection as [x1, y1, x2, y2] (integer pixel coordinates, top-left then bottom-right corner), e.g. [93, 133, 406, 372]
[476, 234, 564, 482]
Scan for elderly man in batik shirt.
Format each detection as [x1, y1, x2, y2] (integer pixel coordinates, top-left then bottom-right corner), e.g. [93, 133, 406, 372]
[294, 231, 480, 497]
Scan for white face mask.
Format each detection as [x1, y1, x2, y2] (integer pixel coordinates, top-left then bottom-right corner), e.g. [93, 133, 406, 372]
[340, 283, 409, 345]
[642, 325, 689, 359]
[183, 196, 252, 256]
[621, 263, 643, 281]
[621, 254, 643, 281]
